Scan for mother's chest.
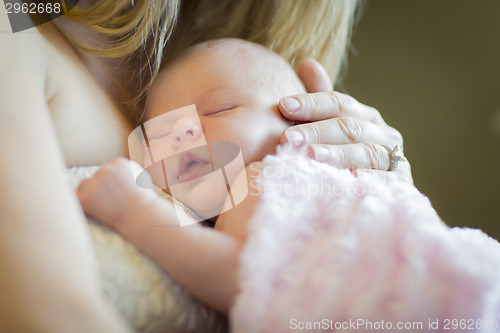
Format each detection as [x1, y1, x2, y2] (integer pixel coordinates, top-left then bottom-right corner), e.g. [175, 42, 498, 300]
[44, 35, 133, 166]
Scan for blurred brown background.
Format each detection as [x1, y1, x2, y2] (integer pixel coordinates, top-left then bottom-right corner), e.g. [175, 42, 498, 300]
[343, 0, 500, 238]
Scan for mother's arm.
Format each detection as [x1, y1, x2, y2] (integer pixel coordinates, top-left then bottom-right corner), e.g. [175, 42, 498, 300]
[0, 13, 130, 333]
[279, 59, 412, 183]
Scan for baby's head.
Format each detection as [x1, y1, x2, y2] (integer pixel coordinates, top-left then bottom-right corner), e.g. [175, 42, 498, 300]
[145, 38, 306, 163]
[141, 38, 306, 217]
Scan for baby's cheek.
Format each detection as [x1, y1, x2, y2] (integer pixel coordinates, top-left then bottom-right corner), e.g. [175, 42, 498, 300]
[252, 117, 289, 159]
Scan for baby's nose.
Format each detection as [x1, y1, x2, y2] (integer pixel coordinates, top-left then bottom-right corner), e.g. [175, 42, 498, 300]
[172, 118, 202, 149]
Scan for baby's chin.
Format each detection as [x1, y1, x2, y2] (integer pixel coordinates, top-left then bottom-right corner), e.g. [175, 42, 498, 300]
[173, 177, 231, 219]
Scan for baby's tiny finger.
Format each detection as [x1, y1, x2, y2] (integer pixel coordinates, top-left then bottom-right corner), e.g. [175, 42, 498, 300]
[76, 179, 94, 210]
[76, 178, 91, 196]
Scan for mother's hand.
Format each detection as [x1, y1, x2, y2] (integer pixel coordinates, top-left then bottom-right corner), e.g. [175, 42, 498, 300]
[279, 59, 412, 183]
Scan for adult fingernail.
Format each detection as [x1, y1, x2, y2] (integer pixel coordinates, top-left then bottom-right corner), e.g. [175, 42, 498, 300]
[280, 97, 300, 113]
[311, 146, 329, 162]
[302, 57, 319, 67]
[285, 130, 305, 148]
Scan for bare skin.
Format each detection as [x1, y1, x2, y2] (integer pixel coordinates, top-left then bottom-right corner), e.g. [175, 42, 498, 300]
[1, 3, 411, 330]
[0, 10, 132, 333]
[78, 40, 293, 312]
[77, 158, 259, 313]
[77, 38, 412, 315]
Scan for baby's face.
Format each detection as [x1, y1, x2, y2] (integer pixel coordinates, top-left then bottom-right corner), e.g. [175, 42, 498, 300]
[146, 49, 295, 167]
[141, 105, 228, 219]
[143, 42, 304, 217]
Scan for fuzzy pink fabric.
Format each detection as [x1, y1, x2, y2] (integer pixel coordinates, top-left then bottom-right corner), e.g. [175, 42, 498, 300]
[231, 148, 500, 333]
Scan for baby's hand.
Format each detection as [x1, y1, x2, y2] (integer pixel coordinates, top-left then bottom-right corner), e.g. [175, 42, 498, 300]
[77, 158, 156, 229]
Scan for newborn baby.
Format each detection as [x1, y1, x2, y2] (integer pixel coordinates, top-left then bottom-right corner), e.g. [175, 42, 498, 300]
[128, 37, 304, 228]
[78, 37, 306, 312]
[78, 38, 500, 333]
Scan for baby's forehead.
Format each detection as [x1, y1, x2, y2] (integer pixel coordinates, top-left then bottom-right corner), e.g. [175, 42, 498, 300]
[166, 39, 294, 78]
[146, 38, 305, 116]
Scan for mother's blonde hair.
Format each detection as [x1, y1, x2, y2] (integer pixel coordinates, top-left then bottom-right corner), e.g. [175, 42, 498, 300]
[168, 0, 358, 85]
[57, 0, 358, 123]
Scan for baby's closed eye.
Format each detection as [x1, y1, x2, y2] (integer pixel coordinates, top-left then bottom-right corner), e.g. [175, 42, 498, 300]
[204, 104, 238, 116]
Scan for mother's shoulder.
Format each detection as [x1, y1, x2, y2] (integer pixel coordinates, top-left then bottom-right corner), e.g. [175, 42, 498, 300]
[0, 9, 49, 80]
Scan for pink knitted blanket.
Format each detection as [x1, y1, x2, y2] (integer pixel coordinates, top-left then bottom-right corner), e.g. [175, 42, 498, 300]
[231, 148, 500, 333]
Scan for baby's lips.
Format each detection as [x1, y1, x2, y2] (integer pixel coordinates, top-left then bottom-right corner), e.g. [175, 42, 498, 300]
[177, 161, 210, 184]
[163, 145, 212, 186]
[177, 151, 211, 183]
